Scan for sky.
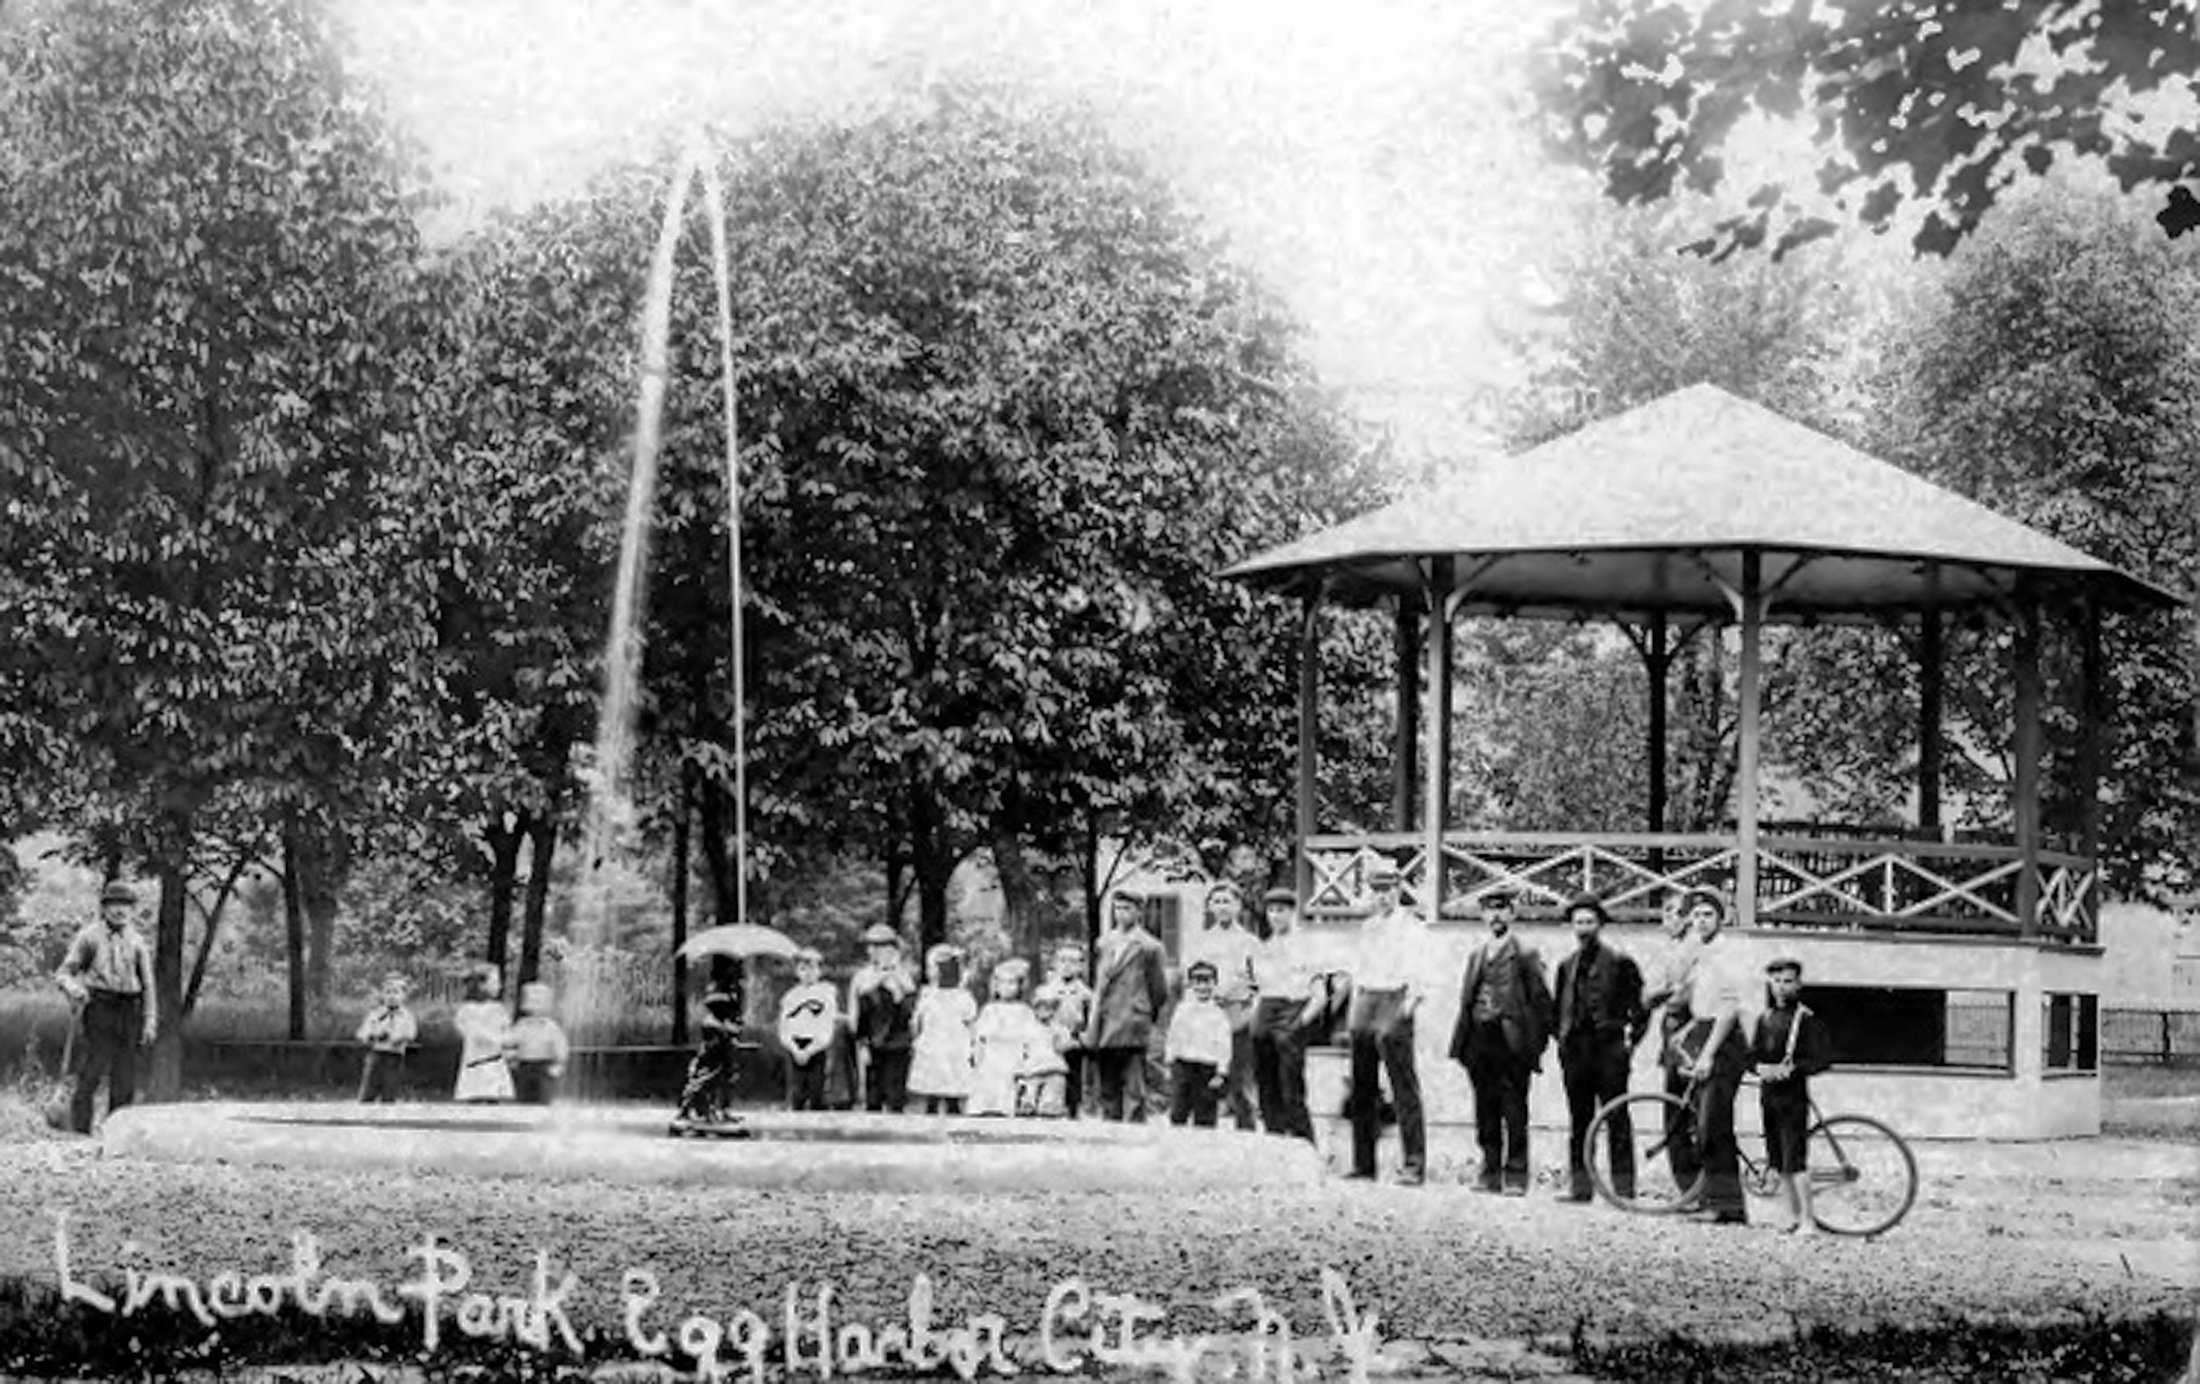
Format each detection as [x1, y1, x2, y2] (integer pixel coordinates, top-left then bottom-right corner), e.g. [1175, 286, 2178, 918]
[339, 0, 1591, 461]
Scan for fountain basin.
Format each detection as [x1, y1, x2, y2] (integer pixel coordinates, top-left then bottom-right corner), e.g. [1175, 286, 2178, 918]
[98, 1102, 1326, 1193]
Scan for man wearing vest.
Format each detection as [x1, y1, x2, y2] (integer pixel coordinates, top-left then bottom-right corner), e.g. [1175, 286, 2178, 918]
[1552, 893, 1648, 1202]
[54, 880, 158, 1134]
[1447, 889, 1553, 1195]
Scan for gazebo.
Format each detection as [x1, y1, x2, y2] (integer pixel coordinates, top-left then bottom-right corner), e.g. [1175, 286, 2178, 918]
[1224, 384, 2183, 1139]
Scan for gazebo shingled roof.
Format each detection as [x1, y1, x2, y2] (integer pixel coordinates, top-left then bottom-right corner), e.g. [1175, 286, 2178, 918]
[1225, 384, 2182, 619]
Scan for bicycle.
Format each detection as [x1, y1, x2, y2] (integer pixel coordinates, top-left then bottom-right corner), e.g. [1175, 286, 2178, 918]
[1582, 1074, 1919, 1237]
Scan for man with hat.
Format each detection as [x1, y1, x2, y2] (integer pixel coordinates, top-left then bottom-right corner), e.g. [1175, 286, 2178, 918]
[54, 880, 158, 1134]
[848, 924, 919, 1112]
[1343, 859, 1433, 1184]
[1446, 888, 1554, 1194]
[1551, 893, 1648, 1202]
[1082, 889, 1170, 1121]
[1250, 886, 1330, 1141]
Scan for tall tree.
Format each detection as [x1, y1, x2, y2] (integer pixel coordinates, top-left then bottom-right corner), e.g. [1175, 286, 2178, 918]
[0, 0, 431, 1093]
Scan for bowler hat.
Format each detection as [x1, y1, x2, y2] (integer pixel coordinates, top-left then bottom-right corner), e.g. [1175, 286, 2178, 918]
[1764, 957, 1804, 976]
[860, 923, 901, 947]
[1480, 888, 1517, 908]
[99, 882, 136, 907]
[1563, 893, 1610, 923]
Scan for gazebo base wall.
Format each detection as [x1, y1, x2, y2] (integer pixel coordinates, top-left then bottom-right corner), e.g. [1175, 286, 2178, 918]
[1297, 919, 2102, 1143]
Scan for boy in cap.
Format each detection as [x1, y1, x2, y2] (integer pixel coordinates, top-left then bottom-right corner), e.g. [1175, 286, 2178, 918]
[778, 947, 842, 1112]
[1165, 959, 1232, 1127]
[1083, 890, 1170, 1121]
[354, 972, 419, 1103]
[849, 923, 918, 1112]
[54, 880, 158, 1134]
[1751, 958, 1833, 1233]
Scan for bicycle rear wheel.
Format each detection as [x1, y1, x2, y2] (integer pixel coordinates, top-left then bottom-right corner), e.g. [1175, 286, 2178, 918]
[1806, 1114, 1917, 1237]
[1585, 1092, 1704, 1214]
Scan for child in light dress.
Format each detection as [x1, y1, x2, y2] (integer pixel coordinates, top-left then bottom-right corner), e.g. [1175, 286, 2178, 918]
[450, 966, 513, 1104]
[968, 959, 1049, 1117]
[907, 944, 976, 1115]
[1019, 990, 1072, 1118]
[1031, 943, 1093, 1117]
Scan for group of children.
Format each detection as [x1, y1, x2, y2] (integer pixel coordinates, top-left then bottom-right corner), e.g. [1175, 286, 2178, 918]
[354, 968, 570, 1105]
[774, 940, 1097, 1117]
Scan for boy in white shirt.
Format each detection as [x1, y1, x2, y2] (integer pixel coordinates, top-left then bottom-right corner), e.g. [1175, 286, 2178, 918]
[1165, 960, 1232, 1127]
[777, 948, 842, 1111]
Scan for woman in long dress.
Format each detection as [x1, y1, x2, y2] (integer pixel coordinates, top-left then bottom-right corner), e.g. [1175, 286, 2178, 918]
[451, 968, 514, 1103]
[906, 945, 976, 1114]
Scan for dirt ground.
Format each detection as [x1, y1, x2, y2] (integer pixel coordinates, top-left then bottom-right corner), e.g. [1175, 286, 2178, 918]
[0, 1089, 2192, 1382]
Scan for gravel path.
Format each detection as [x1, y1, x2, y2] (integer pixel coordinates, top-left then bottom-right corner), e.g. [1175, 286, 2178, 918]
[0, 1109, 2193, 1380]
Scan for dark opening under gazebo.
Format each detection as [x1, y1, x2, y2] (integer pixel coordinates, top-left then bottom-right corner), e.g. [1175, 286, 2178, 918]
[1223, 384, 2182, 1137]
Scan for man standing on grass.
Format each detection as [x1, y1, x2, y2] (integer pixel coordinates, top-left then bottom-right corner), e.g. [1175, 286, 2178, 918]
[54, 880, 157, 1134]
[1448, 889, 1553, 1195]
[1344, 860, 1431, 1185]
[1552, 894, 1647, 1202]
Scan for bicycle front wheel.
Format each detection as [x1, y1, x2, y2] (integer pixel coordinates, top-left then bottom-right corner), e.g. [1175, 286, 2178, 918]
[1585, 1092, 1704, 1214]
[1806, 1114, 1918, 1237]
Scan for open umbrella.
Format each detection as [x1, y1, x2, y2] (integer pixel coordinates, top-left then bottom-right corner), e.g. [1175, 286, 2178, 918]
[677, 922, 801, 963]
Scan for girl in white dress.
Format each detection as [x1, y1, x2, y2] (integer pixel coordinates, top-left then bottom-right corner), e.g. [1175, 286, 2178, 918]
[451, 967, 514, 1103]
[968, 958, 1048, 1117]
[906, 944, 976, 1114]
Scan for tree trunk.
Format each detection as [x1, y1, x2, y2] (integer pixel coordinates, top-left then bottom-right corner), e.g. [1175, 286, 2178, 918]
[990, 822, 1041, 961]
[292, 821, 347, 1002]
[149, 837, 191, 1102]
[518, 814, 558, 995]
[908, 780, 955, 955]
[282, 830, 307, 1040]
[696, 782, 736, 926]
[483, 812, 526, 983]
[182, 850, 250, 1021]
[671, 778, 691, 1047]
[1081, 809, 1102, 978]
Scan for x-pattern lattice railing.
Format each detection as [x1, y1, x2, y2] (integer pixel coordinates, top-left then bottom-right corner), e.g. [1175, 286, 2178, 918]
[1298, 830, 2097, 942]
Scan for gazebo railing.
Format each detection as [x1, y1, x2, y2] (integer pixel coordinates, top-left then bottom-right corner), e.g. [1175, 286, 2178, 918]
[1303, 831, 2098, 943]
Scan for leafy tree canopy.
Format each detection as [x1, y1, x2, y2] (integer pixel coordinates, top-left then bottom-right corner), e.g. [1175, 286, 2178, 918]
[1534, 0, 2200, 258]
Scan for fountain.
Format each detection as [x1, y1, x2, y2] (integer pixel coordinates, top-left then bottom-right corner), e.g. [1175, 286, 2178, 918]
[100, 132, 1322, 1193]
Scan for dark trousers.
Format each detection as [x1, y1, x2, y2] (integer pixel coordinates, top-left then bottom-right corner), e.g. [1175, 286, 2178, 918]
[1062, 1051, 1084, 1119]
[1561, 1034, 1633, 1196]
[1168, 1060, 1219, 1127]
[1092, 1046, 1149, 1122]
[1694, 1056, 1748, 1216]
[512, 1061, 558, 1105]
[863, 1047, 911, 1112]
[1662, 1062, 1703, 1191]
[358, 1050, 405, 1104]
[1347, 1017, 1424, 1176]
[787, 1056, 830, 1111]
[71, 992, 142, 1134]
[1464, 1020, 1532, 1188]
[1223, 1024, 1258, 1130]
[1251, 999, 1313, 1141]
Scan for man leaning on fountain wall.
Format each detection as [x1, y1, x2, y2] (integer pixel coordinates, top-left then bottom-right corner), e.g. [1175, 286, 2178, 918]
[54, 880, 158, 1135]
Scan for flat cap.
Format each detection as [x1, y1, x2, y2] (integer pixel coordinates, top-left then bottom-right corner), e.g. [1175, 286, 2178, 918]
[860, 923, 902, 947]
[99, 881, 137, 907]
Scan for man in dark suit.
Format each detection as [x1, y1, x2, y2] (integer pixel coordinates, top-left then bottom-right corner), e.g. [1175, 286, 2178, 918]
[1552, 893, 1648, 1202]
[1446, 890, 1552, 1195]
[1082, 890, 1171, 1121]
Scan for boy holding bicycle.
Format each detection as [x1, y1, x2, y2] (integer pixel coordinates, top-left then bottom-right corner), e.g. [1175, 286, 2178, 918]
[1752, 958, 1833, 1233]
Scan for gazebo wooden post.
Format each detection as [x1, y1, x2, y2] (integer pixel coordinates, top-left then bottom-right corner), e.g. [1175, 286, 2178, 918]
[1295, 590, 1322, 910]
[1734, 551, 1765, 929]
[2012, 594, 2044, 939]
[1423, 557, 1456, 922]
[1392, 594, 1420, 830]
[1918, 567, 1944, 838]
[1646, 613, 1670, 838]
